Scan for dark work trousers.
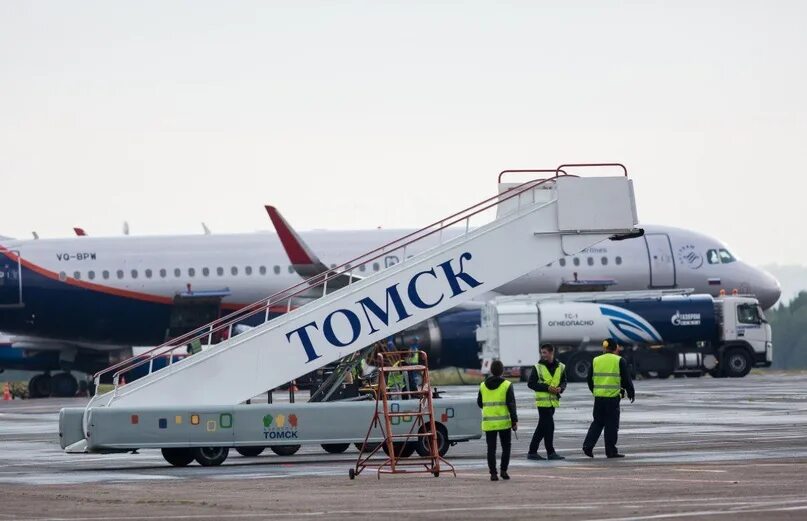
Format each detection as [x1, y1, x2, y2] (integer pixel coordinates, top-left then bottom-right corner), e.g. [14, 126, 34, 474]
[528, 407, 556, 455]
[583, 397, 621, 456]
[485, 429, 512, 474]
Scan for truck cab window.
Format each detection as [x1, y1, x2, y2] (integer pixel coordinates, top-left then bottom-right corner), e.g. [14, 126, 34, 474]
[719, 249, 736, 263]
[737, 303, 761, 325]
[707, 249, 720, 264]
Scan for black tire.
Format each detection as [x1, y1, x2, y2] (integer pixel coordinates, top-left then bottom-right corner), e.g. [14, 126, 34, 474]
[567, 354, 592, 382]
[723, 348, 752, 378]
[51, 373, 79, 397]
[322, 443, 350, 454]
[162, 448, 195, 467]
[656, 371, 672, 379]
[709, 367, 725, 378]
[382, 441, 416, 458]
[348, 468, 356, 480]
[28, 374, 51, 398]
[416, 424, 450, 457]
[236, 446, 265, 457]
[193, 446, 229, 466]
[354, 442, 381, 452]
[270, 445, 301, 456]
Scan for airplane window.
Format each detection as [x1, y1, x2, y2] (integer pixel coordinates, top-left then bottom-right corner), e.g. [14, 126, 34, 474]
[231, 267, 239, 276]
[707, 249, 720, 264]
[59, 271, 67, 281]
[288, 265, 294, 274]
[373, 262, 380, 271]
[601, 257, 608, 266]
[259, 266, 267, 275]
[188, 268, 195, 277]
[737, 303, 761, 325]
[217, 267, 224, 276]
[245, 266, 253, 275]
[359, 264, 366, 272]
[573, 257, 580, 267]
[559, 258, 566, 267]
[587, 257, 594, 266]
[719, 249, 736, 264]
[102, 270, 110, 280]
[159, 269, 166, 278]
[88, 271, 95, 280]
[202, 267, 210, 277]
[131, 270, 138, 279]
[174, 268, 181, 278]
[73, 271, 81, 280]
[615, 256, 622, 266]
[273, 265, 280, 274]
[117, 270, 124, 279]
[145, 269, 152, 279]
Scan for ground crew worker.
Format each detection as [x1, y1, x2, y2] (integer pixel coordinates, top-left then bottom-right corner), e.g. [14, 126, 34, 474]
[386, 358, 406, 397]
[186, 337, 202, 356]
[477, 360, 518, 481]
[527, 344, 567, 460]
[583, 339, 635, 458]
[405, 337, 421, 392]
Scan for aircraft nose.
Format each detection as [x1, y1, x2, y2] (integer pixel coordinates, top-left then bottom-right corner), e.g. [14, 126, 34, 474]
[756, 269, 782, 309]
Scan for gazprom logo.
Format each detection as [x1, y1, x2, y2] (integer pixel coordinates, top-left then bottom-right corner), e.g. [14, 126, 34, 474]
[599, 305, 663, 344]
[285, 251, 483, 363]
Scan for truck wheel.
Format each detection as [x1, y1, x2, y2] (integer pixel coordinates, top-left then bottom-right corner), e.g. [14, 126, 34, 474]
[382, 441, 416, 458]
[708, 368, 725, 378]
[723, 348, 752, 378]
[193, 447, 229, 466]
[322, 443, 350, 454]
[416, 424, 449, 457]
[162, 448, 195, 467]
[355, 442, 381, 452]
[236, 446, 265, 457]
[568, 354, 592, 382]
[270, 444, 301, 456]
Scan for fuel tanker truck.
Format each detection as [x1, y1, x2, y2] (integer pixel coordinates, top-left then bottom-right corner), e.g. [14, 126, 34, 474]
[476, 290, 772, 381]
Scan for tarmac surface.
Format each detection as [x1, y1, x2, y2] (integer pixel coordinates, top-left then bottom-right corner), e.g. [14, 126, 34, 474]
[1, 373, 806, 520]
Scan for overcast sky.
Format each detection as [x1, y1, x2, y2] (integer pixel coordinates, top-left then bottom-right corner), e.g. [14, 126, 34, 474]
[1, 1, 804, 266]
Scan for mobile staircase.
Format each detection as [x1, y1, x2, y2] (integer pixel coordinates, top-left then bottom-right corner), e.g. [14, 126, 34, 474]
[59, 163, 641, 466]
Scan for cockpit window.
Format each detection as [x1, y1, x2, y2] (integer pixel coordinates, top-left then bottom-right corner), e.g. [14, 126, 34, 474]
[719, 249, 736, 263]
[707, 249, 720, 264]
[737, 303, 762, 325]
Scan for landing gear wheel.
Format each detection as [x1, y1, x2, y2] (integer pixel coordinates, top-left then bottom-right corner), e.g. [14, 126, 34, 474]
[322, 443, 350, 454]
[162, 448, 195, 467]
[416, 424, 450, 457]
[236, 446, 265, 457]
[51, 373, 79, 397]
[724, 348, 752, 378]
[568, 354, 592, 382]
[28, 374, 52, 398]
[193, 447, 229, 466]
[270, 445, 301, 456]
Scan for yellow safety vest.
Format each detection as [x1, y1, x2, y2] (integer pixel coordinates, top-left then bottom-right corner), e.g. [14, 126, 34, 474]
[592, 353, 622, 398]
[406, 349, 420, 365]
[480, 380, 512, 432]
[534, 362, 565, 408]
[387, 360, 405, 389]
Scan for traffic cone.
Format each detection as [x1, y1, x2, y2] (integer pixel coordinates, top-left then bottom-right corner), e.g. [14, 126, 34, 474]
[2, 382, 11, 401]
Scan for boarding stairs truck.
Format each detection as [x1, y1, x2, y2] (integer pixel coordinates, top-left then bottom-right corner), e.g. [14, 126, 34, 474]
[59, 164, 640, 467]
[477, 290, 772, 382]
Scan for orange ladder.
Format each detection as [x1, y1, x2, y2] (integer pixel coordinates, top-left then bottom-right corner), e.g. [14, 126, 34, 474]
[350, 350, 455, 479]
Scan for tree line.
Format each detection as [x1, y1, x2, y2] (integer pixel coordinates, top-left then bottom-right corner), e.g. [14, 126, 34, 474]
[767, 292, 807, 369]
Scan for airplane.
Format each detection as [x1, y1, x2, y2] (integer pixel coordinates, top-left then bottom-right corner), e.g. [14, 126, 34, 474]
[0, 210, 781, 397]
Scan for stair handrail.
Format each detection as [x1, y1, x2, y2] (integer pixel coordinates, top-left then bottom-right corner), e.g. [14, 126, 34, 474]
[94, 164, 625, 389]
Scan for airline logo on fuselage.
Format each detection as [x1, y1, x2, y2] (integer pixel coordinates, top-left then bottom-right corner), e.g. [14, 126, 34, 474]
[285, 252, 483, 363]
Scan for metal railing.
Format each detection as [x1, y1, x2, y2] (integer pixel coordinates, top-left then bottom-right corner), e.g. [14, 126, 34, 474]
[91, 163, 627, 400]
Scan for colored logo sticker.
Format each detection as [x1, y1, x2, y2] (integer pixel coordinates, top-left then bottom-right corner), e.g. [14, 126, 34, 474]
[262, 413, 300, 440]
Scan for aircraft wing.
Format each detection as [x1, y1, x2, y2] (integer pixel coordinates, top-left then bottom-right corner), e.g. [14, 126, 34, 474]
[265, 205, 366, 290]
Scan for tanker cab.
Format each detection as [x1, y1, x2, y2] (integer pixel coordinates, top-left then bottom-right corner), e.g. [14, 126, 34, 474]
[720, 297, 772, 363]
